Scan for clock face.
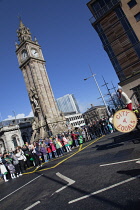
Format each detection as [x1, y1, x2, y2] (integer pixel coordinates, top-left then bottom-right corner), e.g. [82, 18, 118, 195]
[22, 50, 28, 60]
[31, 48, 39, 57]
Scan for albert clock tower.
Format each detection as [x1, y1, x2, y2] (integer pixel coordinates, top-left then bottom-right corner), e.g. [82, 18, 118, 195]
[15, 20, 66, 141]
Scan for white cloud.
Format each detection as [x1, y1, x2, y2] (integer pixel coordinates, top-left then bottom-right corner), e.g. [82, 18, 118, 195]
[4, 115, 15, 120]
[4, 110, 34, 121]
[16, 114, 26, 119]
[26, 111, 34, 118]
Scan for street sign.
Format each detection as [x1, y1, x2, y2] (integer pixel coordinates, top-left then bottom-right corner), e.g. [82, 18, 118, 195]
[113, 109, 137, 133]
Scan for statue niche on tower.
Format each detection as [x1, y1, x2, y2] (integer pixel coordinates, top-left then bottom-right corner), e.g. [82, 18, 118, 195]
[29, 87, 40, 110]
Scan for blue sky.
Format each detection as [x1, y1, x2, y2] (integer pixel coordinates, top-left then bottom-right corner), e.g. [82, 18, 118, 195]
[0, 0, 119, 121]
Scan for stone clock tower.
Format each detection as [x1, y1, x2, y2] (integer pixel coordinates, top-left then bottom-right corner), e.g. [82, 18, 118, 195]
[15, 20, 66, 141]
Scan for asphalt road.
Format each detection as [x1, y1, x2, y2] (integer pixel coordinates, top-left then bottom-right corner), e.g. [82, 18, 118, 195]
[0, 130, 140, 210]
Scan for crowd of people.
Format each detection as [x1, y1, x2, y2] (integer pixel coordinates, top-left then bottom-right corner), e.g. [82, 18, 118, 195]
[1, 96, 140, 183]
[0, 120, 116, 182]
[1, 87, 140, 182]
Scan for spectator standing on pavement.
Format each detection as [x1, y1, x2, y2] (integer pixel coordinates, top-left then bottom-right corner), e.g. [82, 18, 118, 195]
[117, 87, 132, 110]
[62, 135, 72, 152]
[0, 160, 9, 182]
[71, 131, 79, 147]
[49, 139, 57, 158]
[22, 144, 32, 168]
[81, 129, 86, 143]
[6, 160, 16, 179]
[109, 115, 116, 132]
[47, 143, 53, 160]
[11, 152, 22, 177]
[0, 153, 7, 165]
[107, 123, 113, 133]
[55, 138, 64, 157]
[15, 148, 26, 173]
[40, 143, 48, 162]
[32, 142, 42, 168]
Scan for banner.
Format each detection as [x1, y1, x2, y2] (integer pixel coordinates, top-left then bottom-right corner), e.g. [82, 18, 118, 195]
[113, 109, 137, 133]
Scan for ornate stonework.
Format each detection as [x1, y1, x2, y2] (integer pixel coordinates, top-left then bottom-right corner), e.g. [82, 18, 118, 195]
[16, 20, 66, 141]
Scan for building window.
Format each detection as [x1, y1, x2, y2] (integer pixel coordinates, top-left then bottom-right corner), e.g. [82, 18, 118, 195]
[128, 0, 137, 9]
[134, 12, 140, 22]
[12, 137, 18, 147]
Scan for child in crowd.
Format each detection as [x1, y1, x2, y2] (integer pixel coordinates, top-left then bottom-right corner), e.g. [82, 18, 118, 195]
[0, 160, 9, 182]
[11, 153, 22, 177]
[78, 135, 83, 145]
[55, 138, 63, 157]
[49, 139, 57, 158]
[62, 136, 71, 152]
[47, 143, 52, 159]
[6, 161, 16, 179]
[107, 123, 113, 133]
[40, 143, 48, 162]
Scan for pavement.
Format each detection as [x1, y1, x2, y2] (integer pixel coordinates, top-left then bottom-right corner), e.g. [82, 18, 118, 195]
[0, 130, 140, 210]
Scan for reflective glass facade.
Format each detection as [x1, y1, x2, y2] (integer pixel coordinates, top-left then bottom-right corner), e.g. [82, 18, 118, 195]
[56, 94, 80, 114]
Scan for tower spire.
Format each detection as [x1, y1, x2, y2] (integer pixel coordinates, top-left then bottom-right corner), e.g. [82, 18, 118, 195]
[17, 19, 32, 43]
[19, 19, 24, 29]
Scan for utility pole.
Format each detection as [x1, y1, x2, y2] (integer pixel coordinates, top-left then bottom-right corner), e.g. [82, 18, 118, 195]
[102, 76, 118, 110]
[111, 82, 123, 109]
[84, 65, 110, 116]
[12, 110, 17, 124]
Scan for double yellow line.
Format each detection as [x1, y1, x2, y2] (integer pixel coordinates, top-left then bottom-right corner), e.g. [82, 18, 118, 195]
[23, 136, 104, 175]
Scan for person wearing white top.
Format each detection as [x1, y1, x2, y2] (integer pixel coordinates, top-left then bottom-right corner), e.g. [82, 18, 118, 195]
[0, 161, 9, 182]
[117, 88, 132, 110]
[15, 149, 25, 173]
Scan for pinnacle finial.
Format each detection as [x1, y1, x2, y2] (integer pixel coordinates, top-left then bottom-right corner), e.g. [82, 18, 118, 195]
[34, 37, 39, 44]
[15, 41, 19, 49]
[17, 19, 32, 43]
[19, 19, 24, 29]
[17, 15, 24, 28]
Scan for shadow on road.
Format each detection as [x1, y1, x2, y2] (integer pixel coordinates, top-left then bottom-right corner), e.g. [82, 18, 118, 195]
[113, 130, 140, 144]
[123, 200, 140, 210]
[94, 143, 124, 150]
[117, 169, 140, 177]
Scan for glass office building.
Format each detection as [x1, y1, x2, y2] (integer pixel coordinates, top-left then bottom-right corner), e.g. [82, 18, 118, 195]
[56, 94, 80, 114]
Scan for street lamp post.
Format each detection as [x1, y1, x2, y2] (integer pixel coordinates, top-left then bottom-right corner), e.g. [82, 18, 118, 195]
[84, 66, 110, 116]
[12, 111, 17, 124]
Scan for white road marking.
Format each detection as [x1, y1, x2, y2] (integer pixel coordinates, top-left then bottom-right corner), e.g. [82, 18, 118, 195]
[100, 158, 140, 167]
[68, 175, 140, 204]
[0, 174, 42, 202]
[52, 172, 75, 195]
[24, 201, 40, 210]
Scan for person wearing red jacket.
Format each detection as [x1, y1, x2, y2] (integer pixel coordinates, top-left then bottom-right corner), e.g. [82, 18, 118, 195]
[71, 131, 79, 147]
